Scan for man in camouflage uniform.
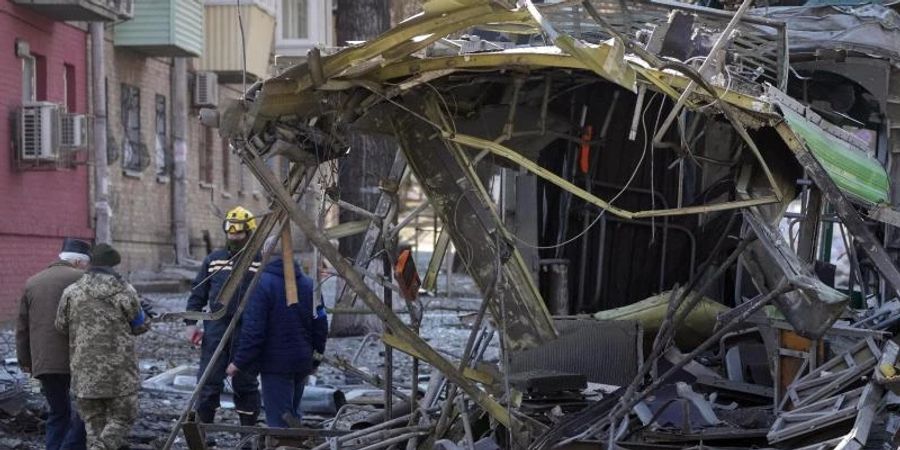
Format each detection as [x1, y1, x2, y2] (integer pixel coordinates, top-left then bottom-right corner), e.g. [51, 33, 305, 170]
[55, 244, 150, 450]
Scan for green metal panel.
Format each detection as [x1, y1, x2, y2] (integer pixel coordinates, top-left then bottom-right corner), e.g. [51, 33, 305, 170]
[173, 0, 204, 56]
[781, 107, 890, 206]
[114, 0, 203, 57]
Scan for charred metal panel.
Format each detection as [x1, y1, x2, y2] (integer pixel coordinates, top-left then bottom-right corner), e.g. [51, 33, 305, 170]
[390, 98, 557, 351]
[741, 211, 848, 339]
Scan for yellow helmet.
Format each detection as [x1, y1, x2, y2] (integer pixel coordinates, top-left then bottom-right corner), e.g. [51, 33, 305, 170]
[223, 206, 257, 234]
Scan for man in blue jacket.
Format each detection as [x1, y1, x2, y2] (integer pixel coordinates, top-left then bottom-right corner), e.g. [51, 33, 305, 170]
[227, 236, 328, 427]
[185, 206, 262, 429]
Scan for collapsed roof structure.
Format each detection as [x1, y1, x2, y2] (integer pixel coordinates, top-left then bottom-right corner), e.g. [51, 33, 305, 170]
[160, 0, 900, 448]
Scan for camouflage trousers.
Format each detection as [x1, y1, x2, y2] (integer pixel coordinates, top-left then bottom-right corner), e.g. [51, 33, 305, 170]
[75, 394, 138, 450]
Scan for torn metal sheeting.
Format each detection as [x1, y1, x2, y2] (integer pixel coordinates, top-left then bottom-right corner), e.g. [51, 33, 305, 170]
[741, 210, 848, 339]
[780, 337, 882, 410]
[165, 0, 900, 448]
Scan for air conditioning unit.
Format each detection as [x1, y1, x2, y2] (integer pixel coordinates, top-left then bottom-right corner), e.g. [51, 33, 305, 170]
[194, 72, 219, 107]
[61, 114, 88, 149]
[114, 0, 134, 19]
[19, 102, 60, 161]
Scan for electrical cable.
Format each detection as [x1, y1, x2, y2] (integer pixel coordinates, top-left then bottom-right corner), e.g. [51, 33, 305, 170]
[236, 0, 247, 95]
[511, 92, 662, 250]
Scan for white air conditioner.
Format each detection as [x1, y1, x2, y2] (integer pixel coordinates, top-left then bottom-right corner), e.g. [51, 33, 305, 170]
[115, 0, 134, 18]
[61, 114, 88, 149]
[19, 102, 60, 160]
[194, 72, 219, 107]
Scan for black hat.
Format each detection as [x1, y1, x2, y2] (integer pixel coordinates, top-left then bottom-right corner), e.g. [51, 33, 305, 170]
[91, 243, 121, 267]
[61, 238, 91, 256]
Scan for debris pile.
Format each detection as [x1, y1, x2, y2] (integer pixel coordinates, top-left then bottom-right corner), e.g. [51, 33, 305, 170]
[148, 0, 900, 447]
[13, 0, 900, 448]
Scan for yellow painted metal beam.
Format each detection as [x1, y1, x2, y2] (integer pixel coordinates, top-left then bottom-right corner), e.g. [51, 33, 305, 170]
[381, 333, 498, 395]
[445, 131, 782, 219]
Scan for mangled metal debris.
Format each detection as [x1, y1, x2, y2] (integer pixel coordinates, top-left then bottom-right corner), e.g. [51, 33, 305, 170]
[150, 0, 900, 448]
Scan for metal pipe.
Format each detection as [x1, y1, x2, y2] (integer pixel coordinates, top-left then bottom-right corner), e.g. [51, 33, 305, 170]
[310, 410, 435, 450]
[388, 200, 431, 240]
[352, 332, 381, 365]
[343, 426, 431, 448]
[593, 216, 607, 308]
[434, 283, 496, 438]
[578, 209, 590, 312]
[383, 256, 394, 421]
[89, 23, 111, 245]
[328, 404, 376, 430]
[355, 431, 431, 450]
[457, 396, 476, 450]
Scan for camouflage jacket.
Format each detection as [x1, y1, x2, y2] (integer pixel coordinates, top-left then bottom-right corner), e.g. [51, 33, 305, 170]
[55, 269, 145, 399]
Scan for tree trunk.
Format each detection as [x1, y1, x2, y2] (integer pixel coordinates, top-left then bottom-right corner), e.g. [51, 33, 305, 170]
[330, 0, 394, 337]
[390, 0, 421, 26]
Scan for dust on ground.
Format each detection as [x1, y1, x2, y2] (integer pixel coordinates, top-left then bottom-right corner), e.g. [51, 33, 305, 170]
[0, 270, 492, 449]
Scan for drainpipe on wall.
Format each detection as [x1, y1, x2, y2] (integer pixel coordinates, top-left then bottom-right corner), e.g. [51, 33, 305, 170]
[172, 57, 191, 264]
[90, 23, 111, 244]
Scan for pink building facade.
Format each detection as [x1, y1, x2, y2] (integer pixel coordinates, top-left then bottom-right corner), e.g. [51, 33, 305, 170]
[0, 1, 92, 319]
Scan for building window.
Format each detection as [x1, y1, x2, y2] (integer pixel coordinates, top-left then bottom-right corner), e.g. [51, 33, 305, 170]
[155, 94, 169, 177]
[276, 0, 331, 55]
[64, 64, 76, 112]
[199, 127, 214, 185]
[105, 79, 119, 164]
[34, 54, 47, 101]
[22, 56, 35, 102]
[222, 139, 231, 192]
[281, 0, 308, 40]
[121, 83, 147, 172]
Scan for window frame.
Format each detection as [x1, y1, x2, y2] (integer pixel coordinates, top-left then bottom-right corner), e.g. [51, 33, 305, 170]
[275, 0, 332, 54]
[21, 55, 35, 103]
[154, 94, 169, 178]
[121, 83, 146, 172]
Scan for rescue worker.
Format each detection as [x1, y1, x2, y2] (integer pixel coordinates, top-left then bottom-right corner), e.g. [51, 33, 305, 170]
[16, 237, 90, 450]
[227, 236, 328, 427]
[185, 206, 262, 430]
[55, 244, 149, 450]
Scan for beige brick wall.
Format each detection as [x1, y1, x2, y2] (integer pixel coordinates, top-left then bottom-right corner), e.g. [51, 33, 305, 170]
[100, 38, 271, 275]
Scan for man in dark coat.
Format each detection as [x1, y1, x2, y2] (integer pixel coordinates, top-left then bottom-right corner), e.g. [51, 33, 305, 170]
[227, 237, 328, 427]
[185, 206, 262, 427]
[16, 237, 90, 450]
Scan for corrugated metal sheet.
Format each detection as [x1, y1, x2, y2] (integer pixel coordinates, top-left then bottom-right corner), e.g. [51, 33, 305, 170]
[200, 4, 275, 80]
[173, 0, 204, 56]
[780, 106, 890, 205]
[509, 319, 642, 387]
[114, 0, 203, 57]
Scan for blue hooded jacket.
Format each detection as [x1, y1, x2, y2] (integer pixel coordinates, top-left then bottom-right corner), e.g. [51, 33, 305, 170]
[232, 258, 328, 374]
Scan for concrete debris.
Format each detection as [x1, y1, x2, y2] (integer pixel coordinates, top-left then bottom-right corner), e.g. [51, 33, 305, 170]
[10, 0, 900, 448]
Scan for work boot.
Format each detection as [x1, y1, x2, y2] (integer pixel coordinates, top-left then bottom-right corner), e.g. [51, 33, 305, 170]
[238, 411, 258, 427]
[196, 409, 217, 448]
[238, 413, 259, 450]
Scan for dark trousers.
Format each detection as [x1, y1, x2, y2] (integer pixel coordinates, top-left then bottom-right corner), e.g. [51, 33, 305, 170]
[260, 372, 306, 428]
[196, 320, 260, 423]
[39, 374, 87, 450]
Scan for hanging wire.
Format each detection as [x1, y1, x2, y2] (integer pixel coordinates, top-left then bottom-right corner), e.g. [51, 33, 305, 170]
[510, 92, 663, 250]
[236, 0, 248, 95]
